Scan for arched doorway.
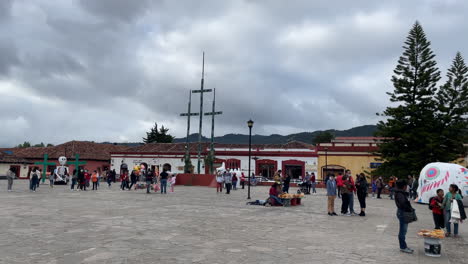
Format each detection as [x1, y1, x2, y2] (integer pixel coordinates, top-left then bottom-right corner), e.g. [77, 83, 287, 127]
[282, 160, 305, 179]
[163, 163, 172, 172]
[321, 165, 345, 181]
[255, 159, 277, 179]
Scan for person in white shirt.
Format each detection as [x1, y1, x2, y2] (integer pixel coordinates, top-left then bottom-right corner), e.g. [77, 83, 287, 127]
[216, 172, 224, 193]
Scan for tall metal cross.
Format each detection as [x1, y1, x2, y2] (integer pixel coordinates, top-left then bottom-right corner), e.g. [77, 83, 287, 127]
[67, 154, 87, 177]
[34, 154, 56, 182]
[180, 90, 199, 172]
[192, 52, 212, 174]
[204, 88, 222, 174]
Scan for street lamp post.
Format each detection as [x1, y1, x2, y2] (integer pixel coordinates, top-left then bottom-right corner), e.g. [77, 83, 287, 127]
[247, 120, 254, 200]
[324, 147, 328, 181]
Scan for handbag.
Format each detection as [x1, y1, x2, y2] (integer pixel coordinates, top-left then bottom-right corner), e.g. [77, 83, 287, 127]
[403, 209, 417, 224]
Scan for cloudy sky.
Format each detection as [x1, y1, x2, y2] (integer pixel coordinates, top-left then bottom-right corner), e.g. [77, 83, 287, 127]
[0, 0, 467, 147]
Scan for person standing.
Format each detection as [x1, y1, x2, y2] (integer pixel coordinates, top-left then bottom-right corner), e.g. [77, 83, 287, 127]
[120, 171, 129, 190]
[346, 171, 357, 215]
[355, 173, 368, 216]
[340, 175, 351, 216]
[71, 169, 78, 191]
[310, 173, 316, 194]
[6, 167, 15, 191]
[6, 167, 16, 192]
[326, 174, 337, 216]
[240, 173, 246, 189]
[145, 169, 153, 194]
[216, 172, 224, 193]
[169, 174, 176, 193]
[30, 168, 39, 192]
[84, 170, 91, 189]
[96, 169, 101, 188]
[430, 189, 445, 230]
[106, 170, 112, 188]
[388, 176, 396, 200]
[160, 170, 169, 194]
[371, 178, 377, 198]
[232, 173, 238, 190]
[78, 169, 86, 191]
[394, 179, 415, 254]
[376, 176, 384, 199]
[49, 168, 56, 188]
[442, 184, 463, 238]
[224, 171, 232, 194]
[336, 173, 343, 198]
[91, 171, 98, 190]
[282, 174, 291, 193]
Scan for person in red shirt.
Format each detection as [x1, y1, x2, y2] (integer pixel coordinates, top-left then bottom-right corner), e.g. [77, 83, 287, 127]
[431, 189, 445, 229]
[84, 170, 91, 189]
[240, 173, 246, 189]
[269, 182, 283, 206]
[336, 173, 344, 198]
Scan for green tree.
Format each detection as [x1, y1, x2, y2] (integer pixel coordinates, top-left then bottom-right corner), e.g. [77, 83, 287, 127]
[17, 141, 31, 148]
[143, 123, 175, 144]
[435, 52, 468, 161]
[33, 142, 45, 147]
[376, 22, 441, 177]
[312, 131, 334, 145]
[46, 143, 54, 147]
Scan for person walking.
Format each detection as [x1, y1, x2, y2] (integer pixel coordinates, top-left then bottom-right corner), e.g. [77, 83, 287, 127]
[169, 174, 176, 193]
[160, 169, 169, 194]
[129, 170, 138, 190]
[240, 173, 246, 189]
[442, 184, 463, 238]
[30, 168, 39, 192]
[282, 174, 291, 193]
[120, 171, 129, 190]
[224, 171, 232, 194]
[96, 169, 101, 188]
[430, 189, 445, 230]
[216, 172, 224, 193]
[394, 179, 415, 254]
[326, 174, 337, 216]
[106, 170, 112, 188]
[376, 176, 384, 199]
[355, 173, 368, 216]
[91, 171, 98, 190]
[84, 170, 91, 189]
[232, 173, 238, 190]
[6, 167, 16, 192]
[340, 175, 351, 216]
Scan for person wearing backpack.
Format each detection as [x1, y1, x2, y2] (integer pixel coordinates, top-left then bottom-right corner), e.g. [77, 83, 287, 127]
[429, 189, 445, 230]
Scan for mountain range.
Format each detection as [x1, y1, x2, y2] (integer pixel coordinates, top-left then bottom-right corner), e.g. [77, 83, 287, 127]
[172, 125, 378, 145]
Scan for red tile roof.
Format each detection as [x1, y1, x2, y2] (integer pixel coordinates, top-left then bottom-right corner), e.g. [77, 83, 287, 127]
[9, 141, 130, 161]
[0, 152, 32, 164]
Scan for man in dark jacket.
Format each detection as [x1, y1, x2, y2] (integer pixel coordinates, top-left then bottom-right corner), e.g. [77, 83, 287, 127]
[394, 180, 415, 254]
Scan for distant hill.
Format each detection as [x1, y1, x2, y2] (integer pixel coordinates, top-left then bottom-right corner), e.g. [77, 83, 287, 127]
[173, 125, 378, 144]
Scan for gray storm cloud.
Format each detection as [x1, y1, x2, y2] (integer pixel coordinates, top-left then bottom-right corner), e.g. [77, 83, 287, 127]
[0, 0, 467, 146]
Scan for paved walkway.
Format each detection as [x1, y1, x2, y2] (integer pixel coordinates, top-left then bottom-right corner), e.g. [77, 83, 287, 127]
[0, 181, 466, 264]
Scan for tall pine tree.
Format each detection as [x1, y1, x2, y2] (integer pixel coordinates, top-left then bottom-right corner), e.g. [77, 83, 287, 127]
[435, 52, 468, 162]
[376, 22, 441, 177]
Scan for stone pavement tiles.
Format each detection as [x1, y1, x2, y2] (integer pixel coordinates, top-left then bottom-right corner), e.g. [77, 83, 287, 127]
[0, 181, 466, 264]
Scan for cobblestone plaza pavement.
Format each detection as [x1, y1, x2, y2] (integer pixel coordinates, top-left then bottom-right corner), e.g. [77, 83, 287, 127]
[0, 181, 466, 264]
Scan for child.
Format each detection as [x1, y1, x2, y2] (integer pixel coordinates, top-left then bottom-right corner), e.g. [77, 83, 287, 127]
[169, 174, 176, 193]
[430, 189, 445, 229]
[371, 179, 377, 198]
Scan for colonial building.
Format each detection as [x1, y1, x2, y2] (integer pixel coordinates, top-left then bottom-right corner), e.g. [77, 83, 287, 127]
[0, 152, 33, 179]
[110, 141, 318, 179]
[4, 141, 129, 179]
[316, 137, 382, 180]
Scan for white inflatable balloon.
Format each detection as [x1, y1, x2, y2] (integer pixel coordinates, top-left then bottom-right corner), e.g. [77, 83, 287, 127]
[216, 162, 226, 173]
[417, 162, 468, 204]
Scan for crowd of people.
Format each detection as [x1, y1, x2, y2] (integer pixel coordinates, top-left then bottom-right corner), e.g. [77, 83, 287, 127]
[3, 165, 466, 255]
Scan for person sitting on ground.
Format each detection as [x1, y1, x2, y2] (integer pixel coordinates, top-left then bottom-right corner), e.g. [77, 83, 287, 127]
[269, 182, 283, 206]
[430, 189, 445, 230]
